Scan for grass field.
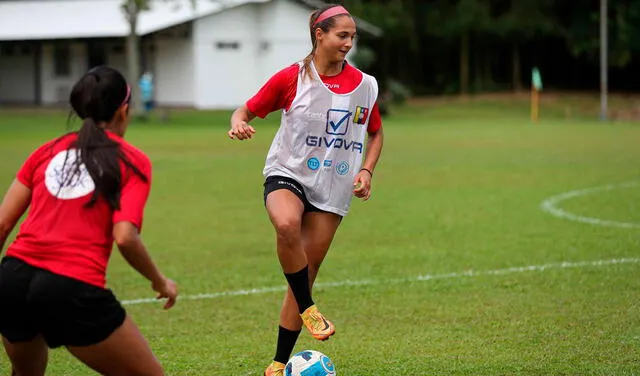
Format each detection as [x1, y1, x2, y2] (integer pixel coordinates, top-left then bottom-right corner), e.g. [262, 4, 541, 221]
[1, 95, 639, 375]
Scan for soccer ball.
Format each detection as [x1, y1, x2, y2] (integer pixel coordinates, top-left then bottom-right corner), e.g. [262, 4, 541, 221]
[285, 350, 336, 376]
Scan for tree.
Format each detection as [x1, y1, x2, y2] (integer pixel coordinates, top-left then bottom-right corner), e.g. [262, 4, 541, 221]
[121, 0, 197, 117]
[494, 0, 558, 91]
[555, 0, 640, 70]
[425, 0, 493, 95]
[344, 0, 423, 92]
[122, 0, 148, 117]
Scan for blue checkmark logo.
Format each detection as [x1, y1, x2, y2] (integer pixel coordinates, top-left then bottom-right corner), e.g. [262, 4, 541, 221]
[326, 109, 351, 135]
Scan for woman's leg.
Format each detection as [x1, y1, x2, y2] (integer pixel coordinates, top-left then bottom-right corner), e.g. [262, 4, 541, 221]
[265, 189, 306, 273]
[66, 316, 163, 376]
[265, 189, 318, 316]
[279, 211, 342, 330]
[273, 211, 342, 364]
[0, 258, 48, 376]
[2, 335, 48, 376]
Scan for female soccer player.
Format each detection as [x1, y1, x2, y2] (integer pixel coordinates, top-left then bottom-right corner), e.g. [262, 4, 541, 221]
[228, 4, 384, 375]
[0, 66, 177, 376]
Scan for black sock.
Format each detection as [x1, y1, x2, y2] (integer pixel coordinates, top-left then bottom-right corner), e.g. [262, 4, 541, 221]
[284, 265, 314, 313]
[274, 326, 302, 364]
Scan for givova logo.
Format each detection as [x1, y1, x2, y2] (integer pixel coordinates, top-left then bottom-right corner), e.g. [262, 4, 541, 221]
[305, 136, 363, 154]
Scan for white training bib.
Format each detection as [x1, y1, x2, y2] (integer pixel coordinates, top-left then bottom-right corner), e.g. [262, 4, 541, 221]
[263, 61, 378, 216]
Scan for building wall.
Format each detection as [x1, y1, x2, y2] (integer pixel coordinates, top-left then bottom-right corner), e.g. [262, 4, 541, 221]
[190, 0, 360, 110]
[0, 0, 367, 108]
[192, 4, 259, 109]
[0, 43, 36, 104]
[153, 23, 194, 107]
[0, 40, 131, 106]
[154, 39, 194, 106]
[103, 39, 156, 90]
[254, 0, 312, 86]
[105, 43, 127, 76]
[256, 0, 360, 80]
[40, 39, 156, 106]
[41, 42, 87, 105]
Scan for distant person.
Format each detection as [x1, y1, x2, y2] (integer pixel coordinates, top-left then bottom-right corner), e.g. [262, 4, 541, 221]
[228, 3, 384, 375]
[0, 66, 177, 375]
[139, 71, 155, 116]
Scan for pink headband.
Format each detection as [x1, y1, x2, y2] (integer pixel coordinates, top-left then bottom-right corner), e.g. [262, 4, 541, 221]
[121, 85, 131, 107]
[313, 6, 350, 27]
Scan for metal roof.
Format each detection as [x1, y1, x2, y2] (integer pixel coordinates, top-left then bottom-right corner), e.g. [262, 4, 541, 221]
[0, 0, 267, 41]
[0, 0, 382, 42]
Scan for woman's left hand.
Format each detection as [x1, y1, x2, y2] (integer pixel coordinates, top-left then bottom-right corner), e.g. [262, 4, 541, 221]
[353, 169, 372, 201]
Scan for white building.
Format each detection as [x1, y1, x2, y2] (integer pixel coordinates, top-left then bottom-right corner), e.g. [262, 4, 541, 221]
[0, 0, 381, 109]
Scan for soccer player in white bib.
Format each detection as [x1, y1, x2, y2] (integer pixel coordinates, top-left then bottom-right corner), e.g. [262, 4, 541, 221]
[228, 4, 384, 376]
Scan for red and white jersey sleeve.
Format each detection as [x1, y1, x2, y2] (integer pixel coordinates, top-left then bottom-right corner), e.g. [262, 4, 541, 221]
[113, 146, 152, 232]
[246, 62, 382, 133]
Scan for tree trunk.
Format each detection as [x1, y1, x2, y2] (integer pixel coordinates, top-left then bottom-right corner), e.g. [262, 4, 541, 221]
[512, 41, 522, 92]
[125, 2, 143, 117]
[460, 31, 470, 95]
[483, 45, 494, 90]
[474, 39, 482, 92]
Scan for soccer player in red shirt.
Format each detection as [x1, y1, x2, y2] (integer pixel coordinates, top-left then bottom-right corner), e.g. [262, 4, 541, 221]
[228, 4, 384, 375]
[0, 66, 178, 376]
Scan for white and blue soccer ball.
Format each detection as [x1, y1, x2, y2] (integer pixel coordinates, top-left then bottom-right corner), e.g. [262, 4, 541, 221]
[285, 350, 336, 376]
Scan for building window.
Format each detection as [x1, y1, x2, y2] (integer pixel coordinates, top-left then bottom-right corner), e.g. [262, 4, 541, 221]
[1, 44, 16, 56]
[1, 44, 32, 56]
[215, 41, 240, 50]
[54, 45, 71, 77]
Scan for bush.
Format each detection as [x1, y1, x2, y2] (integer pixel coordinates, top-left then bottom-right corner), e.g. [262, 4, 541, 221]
[352, 45, 376, 70]
[386, 78, 412, 105]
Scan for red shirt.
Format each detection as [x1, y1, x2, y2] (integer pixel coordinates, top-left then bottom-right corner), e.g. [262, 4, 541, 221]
[6, 131, 152, 288]
[246, 62, 382, 133]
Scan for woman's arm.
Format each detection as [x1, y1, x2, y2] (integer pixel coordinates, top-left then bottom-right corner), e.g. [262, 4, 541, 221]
[353, 127, 384, 201]
[362, 127, 384, 174]
[0, 180, 31, 252]
[228, 105, 257, 140]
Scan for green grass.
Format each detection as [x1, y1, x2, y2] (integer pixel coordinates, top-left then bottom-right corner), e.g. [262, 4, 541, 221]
[1, 96, 639, 375]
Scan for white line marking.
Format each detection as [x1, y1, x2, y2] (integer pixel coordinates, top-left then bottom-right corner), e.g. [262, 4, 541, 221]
[121, 257, 640, 306]
[540, 181, 640, 229]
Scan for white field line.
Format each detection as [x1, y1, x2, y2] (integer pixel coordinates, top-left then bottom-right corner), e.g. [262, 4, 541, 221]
[121, 257, 640, 306]
[540, 181, 640, 229]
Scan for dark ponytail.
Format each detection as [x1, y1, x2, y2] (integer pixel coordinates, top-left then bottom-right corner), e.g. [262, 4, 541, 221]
[64, 66, 147, 210]
[302, 4, 351, 81]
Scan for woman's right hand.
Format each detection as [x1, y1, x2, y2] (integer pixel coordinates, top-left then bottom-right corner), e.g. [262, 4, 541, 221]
[152, 277, 178, 309]
[228, 121, 256, 140]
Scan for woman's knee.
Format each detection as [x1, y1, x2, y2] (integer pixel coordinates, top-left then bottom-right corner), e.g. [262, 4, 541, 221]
[273, 216, 302, 242]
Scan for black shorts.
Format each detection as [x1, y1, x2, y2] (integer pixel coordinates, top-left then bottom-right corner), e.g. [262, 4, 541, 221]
[0, 256, 126, 348]
[263, 175, 324, 213]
